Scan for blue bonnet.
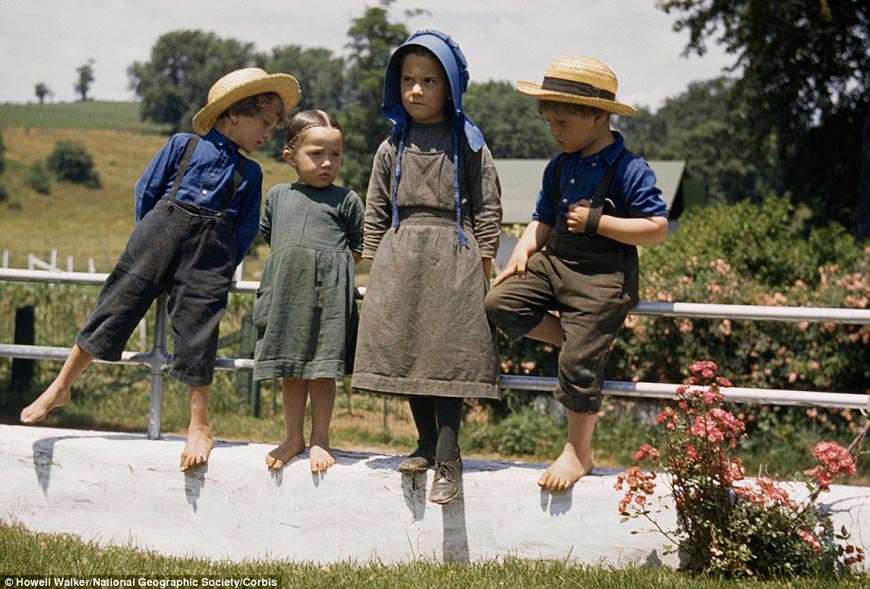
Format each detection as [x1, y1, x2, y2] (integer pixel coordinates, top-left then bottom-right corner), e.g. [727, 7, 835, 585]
[382, 29, 485, 246]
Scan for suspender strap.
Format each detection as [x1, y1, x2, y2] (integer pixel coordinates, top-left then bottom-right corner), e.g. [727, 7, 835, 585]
[168, 136, 199, 200]
[584, 149, 625, 238]
[218, 153, 248, 212]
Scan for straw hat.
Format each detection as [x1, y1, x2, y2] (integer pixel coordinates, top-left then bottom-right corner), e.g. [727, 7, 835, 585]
[516, 56, 635, 116]
[192, 67, 301, 135]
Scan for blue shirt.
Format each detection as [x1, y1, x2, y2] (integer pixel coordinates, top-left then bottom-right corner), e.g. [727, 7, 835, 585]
[532, 132, 667, 226]
[134, 129, 263, 265]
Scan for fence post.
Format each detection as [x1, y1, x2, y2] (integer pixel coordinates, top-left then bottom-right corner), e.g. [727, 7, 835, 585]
[11, 305, 35, 391]
[147, 295, 169, 440]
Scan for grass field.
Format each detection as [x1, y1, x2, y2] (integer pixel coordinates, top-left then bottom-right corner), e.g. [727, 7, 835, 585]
[1, 522, 864, 588]
[0, 106, 293, 279]
[0, 101, 170, 133]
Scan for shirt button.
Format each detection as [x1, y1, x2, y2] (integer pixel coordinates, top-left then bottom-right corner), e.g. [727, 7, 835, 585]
[569, 178, 575, 184]
[202, 189, 208, 195]
[562, 199, 568, 203]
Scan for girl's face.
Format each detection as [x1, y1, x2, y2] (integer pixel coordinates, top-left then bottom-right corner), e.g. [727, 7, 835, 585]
[400, 53, 448, 125]
[223, 99, 282, 152]
[285, 126, 344, 188]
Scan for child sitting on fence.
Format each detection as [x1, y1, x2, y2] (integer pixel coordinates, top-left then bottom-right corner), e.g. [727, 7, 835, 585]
[485, 56, 669, 491]
[20, 68, 301, 471]
[351, 30, 503, 505]
[253, 110, 364, 473]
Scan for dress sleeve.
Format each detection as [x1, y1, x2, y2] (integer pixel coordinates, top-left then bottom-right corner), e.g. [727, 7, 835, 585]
[343, 189, 366, 254]
[362, 140, 395, 258]
[465, 144, 502, 258]
[259, 185, 277, 247]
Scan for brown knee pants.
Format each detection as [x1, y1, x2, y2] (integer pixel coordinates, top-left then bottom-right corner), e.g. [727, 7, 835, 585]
[485, 247, 638, 413]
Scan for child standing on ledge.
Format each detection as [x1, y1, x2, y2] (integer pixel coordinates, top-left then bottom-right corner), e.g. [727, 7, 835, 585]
[20, 67, 300, 472]
[253, 110, 364, 473]
[486, 56, 668, 491]
[352, 30, 502, 505]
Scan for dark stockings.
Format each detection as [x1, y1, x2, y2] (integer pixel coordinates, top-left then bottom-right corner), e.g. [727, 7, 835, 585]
[408, 396, 462, 462]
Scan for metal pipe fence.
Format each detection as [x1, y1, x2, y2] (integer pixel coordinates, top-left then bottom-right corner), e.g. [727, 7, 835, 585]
[2, 268, 869, 440]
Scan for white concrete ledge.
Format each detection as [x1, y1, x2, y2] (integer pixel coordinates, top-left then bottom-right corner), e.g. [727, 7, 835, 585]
[1, 424, 868, 569]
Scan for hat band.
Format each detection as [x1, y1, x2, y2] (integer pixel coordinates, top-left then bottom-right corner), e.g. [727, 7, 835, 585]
[541, 77, 615, 101]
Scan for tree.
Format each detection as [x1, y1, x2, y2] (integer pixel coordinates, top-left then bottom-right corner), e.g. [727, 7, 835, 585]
[658, 0, 870, 238]
[463, 81, 552, 159]
[616, 77, 778, 204]
[74, 59, 95, 101]
[339, 0, 411, 194]
[34, 83, 51, 104]
[264, 46, 345, 157]
[128, 30, 259, 133]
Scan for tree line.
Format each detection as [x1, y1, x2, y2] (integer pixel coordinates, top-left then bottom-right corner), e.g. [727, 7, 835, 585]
[28, 0, 870, 241]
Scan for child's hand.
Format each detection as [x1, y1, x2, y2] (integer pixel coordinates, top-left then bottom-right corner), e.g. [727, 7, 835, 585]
[493, 250, 529, 287]
[565, 199, 592, 233]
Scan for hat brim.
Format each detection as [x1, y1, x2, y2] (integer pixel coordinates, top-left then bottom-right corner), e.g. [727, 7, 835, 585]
[192, 73, 301, 135]
[515, 80, 636, 116]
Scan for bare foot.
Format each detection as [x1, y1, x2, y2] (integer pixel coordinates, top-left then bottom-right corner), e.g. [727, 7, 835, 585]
[265, 438, 305, 471]
[180, 426, 213, 471]
[309, 444, 335, 473]
[20, 385, 71, 424]
[538, 445, 593, 491]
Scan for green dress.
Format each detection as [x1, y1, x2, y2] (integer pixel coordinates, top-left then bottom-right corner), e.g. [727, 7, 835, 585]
[253, 183, 364, 380]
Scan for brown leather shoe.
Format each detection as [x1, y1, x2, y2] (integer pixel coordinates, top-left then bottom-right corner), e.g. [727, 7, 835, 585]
[428, 457, 462, 504]
[398, 447, 435, 474]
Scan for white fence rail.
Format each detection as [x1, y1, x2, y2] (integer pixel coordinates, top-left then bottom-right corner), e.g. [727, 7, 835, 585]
[2, 268, 869, 440]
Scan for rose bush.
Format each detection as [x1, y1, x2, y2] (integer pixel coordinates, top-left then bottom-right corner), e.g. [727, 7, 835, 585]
[615, 360, 865, 579]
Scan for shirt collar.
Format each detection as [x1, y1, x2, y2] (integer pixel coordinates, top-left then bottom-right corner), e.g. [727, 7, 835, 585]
[203, 128, 240, 154]
[572, 131, 625, 165]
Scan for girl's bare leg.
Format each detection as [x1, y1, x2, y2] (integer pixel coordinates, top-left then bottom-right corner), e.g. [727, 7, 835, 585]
[265, 378, 307, 470]
[308, 378, 336, 472]
[180, 385, 213, 471]
[21, 344, 93, 424]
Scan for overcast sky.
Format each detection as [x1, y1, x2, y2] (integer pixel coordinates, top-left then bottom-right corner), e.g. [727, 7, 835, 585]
[0, 0, 736, 112]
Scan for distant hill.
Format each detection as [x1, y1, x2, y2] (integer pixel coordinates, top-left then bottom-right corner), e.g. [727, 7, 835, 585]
[0, 101, 171, 134]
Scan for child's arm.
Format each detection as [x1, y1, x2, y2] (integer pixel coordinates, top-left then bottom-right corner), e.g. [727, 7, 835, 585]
[565, 202, 668, 246]
[232, 167, 264, 266]
[466, 145, 503, 273]
[343, 190, 366, 264]
[362, 142, 395, 259]
[259, 187, 276, 247]
[492, 220, 552, 287]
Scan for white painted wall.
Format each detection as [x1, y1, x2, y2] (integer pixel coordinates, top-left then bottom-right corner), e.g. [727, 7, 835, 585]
[1, 425, 868, 570]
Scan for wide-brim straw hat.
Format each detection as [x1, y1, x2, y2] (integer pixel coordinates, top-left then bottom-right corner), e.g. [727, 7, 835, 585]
[516, 56, 636, 116]
[192, 67, 301, 135]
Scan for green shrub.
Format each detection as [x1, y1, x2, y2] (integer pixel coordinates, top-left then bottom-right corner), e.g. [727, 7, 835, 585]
[26, 161, 51, 194]
[610, 195, 869, 396]
[46, 140, 100, 188]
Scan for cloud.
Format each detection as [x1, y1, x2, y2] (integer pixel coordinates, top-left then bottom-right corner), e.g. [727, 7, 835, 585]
[0, 0, 734, 110]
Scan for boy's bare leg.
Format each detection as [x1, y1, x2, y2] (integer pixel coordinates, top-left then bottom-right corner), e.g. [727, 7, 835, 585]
[265, 378, 307, 470]
[526, 314, 595, 490]
[20, 344, 93, 424]
[180, 385, 213, 471]
[308, 378, 336, 473]
[526, 313, 564, 346]
[539, 410, 596, 491]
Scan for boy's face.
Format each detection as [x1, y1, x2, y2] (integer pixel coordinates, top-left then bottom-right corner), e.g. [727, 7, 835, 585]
[400, 53, 448, 125]
[223, 99, 282, 152]
[542, 110, 610, 157]
[285, 126, 344, 188]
